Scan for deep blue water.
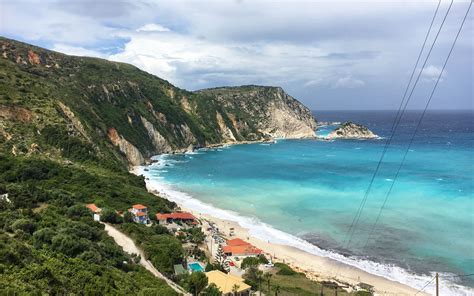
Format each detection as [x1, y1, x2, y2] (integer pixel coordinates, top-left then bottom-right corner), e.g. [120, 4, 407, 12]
[143, 110, 473, 293]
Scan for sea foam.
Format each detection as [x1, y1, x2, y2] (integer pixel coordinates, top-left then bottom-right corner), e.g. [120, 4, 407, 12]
[135, 155, 473, 296]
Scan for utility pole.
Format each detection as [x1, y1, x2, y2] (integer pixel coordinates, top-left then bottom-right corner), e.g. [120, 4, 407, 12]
[436, 272, 439, 296]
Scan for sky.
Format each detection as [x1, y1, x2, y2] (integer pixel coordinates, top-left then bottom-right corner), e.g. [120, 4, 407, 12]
[0, 0, 472, 110]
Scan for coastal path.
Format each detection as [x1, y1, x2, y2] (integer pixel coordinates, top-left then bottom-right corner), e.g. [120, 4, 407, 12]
[102, 223, 191, 295]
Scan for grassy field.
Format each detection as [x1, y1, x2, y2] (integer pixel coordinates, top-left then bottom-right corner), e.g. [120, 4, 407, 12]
[258, 263, 371, 296]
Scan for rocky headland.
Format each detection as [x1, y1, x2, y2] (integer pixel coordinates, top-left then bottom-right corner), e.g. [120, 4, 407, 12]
[326, 122, 378, 139]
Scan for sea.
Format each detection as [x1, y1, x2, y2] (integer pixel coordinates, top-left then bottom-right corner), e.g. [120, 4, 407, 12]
[138, 110, 473, 295]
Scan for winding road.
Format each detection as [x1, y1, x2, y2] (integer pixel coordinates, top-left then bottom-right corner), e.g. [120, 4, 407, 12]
[102, 223, 190, 295]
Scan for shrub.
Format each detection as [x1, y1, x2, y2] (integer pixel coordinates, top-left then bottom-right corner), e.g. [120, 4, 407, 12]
[67, 204, 90, 219]
[33, 227, 55, 248]
[184, 271, 208, 295]
[101, 209, 122, 224]
[202, 283, 222, 296]
[241, 257, 259, 270]
[11, 218, 36, 234]
[257, 254, 268, 264]
[275, 263, 297, 276]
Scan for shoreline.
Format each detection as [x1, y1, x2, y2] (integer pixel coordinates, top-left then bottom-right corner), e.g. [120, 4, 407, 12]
[131, 165, 427, 295]
[141, 136, 317, 166]
[131, 142, 473, 296]
[188, 210, 422, 295]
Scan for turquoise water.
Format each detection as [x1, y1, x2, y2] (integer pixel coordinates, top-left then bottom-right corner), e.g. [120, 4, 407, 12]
[142, 110, 473, 294]
[188, 262, 204, 272]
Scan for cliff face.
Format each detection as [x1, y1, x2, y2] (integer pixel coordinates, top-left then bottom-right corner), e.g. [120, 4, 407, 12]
[196, 86, 317, 140]
[327, 122, 378, 139]
[0, 37, 317, 168]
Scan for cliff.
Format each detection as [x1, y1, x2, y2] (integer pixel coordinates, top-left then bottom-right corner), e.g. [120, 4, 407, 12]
[327, 122, 378, 139]
[196, 86, 317, 140]
[0, 37, 317, 168]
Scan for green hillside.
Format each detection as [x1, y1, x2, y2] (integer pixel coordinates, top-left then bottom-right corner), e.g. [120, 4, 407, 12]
[0, 37, 317, 294]
[0, 37, 316, 168]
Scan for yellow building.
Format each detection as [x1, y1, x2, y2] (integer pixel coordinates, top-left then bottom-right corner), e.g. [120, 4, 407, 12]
[205, 270, 251, 296]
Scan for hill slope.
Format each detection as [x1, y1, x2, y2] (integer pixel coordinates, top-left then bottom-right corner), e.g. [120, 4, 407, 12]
[0, 37, 317, 168]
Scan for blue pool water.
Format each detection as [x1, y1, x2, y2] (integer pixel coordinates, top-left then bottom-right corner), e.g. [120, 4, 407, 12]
[188, 262, 204, 272]
[141, 110, 473, 294]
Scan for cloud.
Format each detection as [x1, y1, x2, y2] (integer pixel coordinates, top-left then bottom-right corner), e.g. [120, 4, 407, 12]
[0, 0, 471, 109]
[332, 76, 365, 89]
[304, 79, 326, 88]
[421, 65, 446, 82]
[51, 44, 107, 58]
[136, 24, 171, 32]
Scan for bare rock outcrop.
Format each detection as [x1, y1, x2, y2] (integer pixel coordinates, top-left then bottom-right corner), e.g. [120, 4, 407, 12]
[197, 86, 317, 141]
[140, 116, 173, 153]
[216, 111, 237, 142]
[327, 122, 378, 139]
[107, 127, 144, 166]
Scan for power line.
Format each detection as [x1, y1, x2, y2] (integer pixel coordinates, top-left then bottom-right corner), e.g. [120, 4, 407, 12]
[342, 0, 451, 253]
[390, 0, 442, 134]
[330, 1, 444, 279]
[341, 0, 443, 249]
[414, 275, 436, 295]
[414, 272, 474, 295]
[363, 0, 472, 251]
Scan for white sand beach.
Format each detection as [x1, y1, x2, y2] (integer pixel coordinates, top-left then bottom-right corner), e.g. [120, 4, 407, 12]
[183, 208, 424, 296]
[132, 166, 426, 296]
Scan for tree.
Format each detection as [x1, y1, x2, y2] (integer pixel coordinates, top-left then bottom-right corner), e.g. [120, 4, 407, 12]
[186, 272, 208, 296]
[257, 254, 269, 264]
[123, 211, 133, 223]
[101, 209, 121, 224]
[263, 272, 272, 293]
[186, 227, 205, 244]
[274, 285, 281, 296]
[241, 256, 259, 270]
[243, 266, 263, 291]
[214, 244, 226, 271]
[202, 283, 222, 296]
[231, 284, 240, 296]
[11, 218, 37, 234]
[67, 204, 90, 219]
[221, 257, 230, 273]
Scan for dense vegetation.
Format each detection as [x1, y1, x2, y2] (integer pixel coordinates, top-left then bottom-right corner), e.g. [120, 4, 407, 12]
[0, 154, 174, 212]
[256, 263, 350, 296]
[0, 37, 354, 295]
[0, 154, 178, 294]
[0, 37, 315, 168]
[119, 223, 184, 275]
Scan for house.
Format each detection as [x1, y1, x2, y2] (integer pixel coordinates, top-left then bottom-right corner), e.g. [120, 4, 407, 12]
[156, 212, 197, 225]
[86, 203, 101, 221]
[86, 203, 101, 213]
[226, 238, 249, 247]
[205, 270, 251, 296]
[223, 245, 262, 257]
[223, 238, 262, 257]
[129, 204, 150, 224]
[0, 193, 11, 204]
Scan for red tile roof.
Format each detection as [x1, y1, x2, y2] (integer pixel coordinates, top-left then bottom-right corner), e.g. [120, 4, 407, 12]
[226, 238, 250, 247]
[156, 212, 196, 221]
[86, 203, 101, 213]
[132, 204, 147, 210]
[223, 245, 262, 256]
[135, 212, 147, 217]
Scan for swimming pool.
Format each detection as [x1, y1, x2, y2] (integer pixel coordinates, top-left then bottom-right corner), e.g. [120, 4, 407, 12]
[188, 262, 204, 272]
